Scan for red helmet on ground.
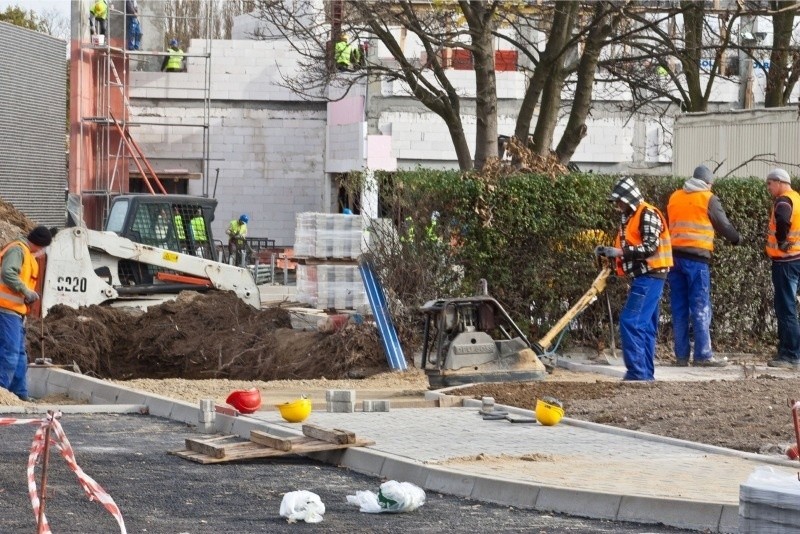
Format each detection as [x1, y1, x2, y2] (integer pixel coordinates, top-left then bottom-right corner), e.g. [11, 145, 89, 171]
[226, 388, 262, 414]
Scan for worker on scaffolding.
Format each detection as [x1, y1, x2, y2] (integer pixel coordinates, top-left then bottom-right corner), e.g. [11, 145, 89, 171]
[125, 0, 143, 51]
[335, 34, 354, 71]
[89, 0, 108, 39]
[161, 39, 186, 73]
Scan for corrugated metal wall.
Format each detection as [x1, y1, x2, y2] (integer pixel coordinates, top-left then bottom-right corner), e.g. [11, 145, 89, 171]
[0, 22, 66, 227]
[673, 108, 800, 179]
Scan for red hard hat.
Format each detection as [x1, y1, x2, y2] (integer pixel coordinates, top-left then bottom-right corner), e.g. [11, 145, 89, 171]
[226, 388, 262, 414]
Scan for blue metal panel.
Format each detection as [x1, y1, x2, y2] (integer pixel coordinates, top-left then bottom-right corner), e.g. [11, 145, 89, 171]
[358, 261, 407, 371]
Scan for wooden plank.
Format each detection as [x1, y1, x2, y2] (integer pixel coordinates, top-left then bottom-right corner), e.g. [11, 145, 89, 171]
[185, 435, 238, 459]
[249, 430, 293, 452]
[302, 424, 356, 445]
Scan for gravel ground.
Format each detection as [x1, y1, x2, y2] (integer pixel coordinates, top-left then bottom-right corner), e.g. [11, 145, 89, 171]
[0, 413, 694, 534]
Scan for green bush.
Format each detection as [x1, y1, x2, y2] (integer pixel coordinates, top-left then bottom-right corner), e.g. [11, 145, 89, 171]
[358, 170, 778, 354]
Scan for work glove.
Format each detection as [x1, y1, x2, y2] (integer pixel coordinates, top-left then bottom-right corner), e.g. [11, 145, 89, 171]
[779, 241, 791, 252]
[22, 289, 39, 304]
[595, 246, 623, 258]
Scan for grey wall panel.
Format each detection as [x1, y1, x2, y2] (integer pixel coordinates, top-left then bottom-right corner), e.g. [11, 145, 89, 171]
[0, 22, 66, 228]
[674, 108, 800, 179]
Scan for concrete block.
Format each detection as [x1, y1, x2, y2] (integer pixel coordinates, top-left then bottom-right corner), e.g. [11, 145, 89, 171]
[380, 457, 428, 487]
[336, 447, 387, 476]
[362, 400, 390, 412]
[88, 383, 121, 404]
[424, 467, 476, 497]
[146, 397, 178, 419]
[327, 400, 355, 413]
[535, 486, 620, 520]
[470, 477, 539, 509]
[617, 495, 724, 532]
[169, 402, 199, 424]
[326, 390, 356, 402]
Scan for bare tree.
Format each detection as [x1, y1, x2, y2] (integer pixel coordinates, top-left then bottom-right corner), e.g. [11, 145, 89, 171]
[764, 0, 800, 107]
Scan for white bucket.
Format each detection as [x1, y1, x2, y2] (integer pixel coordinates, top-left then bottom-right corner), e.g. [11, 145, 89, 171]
[91, 34, 105, 46]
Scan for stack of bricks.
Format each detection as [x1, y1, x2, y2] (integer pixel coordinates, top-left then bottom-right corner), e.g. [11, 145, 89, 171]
[294, 212, 369, 311]
[326, 389, 356, 413]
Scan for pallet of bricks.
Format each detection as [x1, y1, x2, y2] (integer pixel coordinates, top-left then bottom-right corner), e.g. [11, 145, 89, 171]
[293, 212, 369, 312]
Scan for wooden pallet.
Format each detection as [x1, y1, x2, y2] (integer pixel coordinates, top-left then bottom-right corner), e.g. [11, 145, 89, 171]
[171, 424, 373, 464]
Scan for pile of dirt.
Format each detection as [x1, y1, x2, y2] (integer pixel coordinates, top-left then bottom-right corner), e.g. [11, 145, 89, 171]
[0, 196, 35, 247]
[27, 291, 388, 381]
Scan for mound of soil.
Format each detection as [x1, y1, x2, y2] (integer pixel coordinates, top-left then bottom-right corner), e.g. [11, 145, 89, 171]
[27, 291, 388, 381]
[0, 196, 36, 247]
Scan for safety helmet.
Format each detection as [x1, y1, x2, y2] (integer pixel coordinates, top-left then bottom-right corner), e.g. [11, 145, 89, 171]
[535, 397, 564, 426]
[226, 388, 262, 414]
[169, 38, 178, 47]
[239, 214, 249, 224]
[276, 396, 312, 423]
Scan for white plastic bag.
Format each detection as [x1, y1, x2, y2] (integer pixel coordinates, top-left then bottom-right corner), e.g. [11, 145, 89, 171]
[346, 480, 426, 513]
[279, 490, 326, 523]
[745, 466, 800, 494]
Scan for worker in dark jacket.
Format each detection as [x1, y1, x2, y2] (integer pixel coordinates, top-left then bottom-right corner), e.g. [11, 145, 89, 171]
[0, 226, 52, 402]
[666, 165, 740, 368]
[161, 39, 185, 72]
[596, 177, 672, 381]
[765, 168, 800, 370]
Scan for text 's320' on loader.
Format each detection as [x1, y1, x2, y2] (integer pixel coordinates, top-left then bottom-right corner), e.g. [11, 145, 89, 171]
[418, 268, 612, 389]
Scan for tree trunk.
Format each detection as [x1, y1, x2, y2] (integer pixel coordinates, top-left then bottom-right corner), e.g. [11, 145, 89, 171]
[462, 1, 498, 170]
[446, 118, 474, 171]
[513, 1, 578, 143]
[556, 3, 617, 165]
[680, 1, 706, 111]
[765, 2, 797, 107]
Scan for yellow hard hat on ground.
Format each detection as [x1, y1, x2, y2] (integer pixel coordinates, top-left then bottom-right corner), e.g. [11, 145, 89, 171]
[535, 398, 564, 426]
[276, 396, 312, 423]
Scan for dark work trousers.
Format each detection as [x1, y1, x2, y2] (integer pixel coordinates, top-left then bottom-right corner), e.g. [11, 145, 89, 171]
[771, 259, 800, 362]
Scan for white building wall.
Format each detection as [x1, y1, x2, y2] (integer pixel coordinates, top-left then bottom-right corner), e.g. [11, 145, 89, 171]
[130, 39, 327, 246]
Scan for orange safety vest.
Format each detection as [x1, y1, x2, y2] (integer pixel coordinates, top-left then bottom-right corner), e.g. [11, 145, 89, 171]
[0, 241, 38, 315]
[667, 189, 714, 252]
[614, 202, 673, 276]
[766, 189, 800, 259]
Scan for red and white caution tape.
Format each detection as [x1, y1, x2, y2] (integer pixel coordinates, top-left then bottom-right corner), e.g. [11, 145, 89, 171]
[5, 411, 128, 534]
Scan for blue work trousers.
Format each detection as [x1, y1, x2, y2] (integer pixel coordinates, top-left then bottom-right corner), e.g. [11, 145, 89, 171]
[619, 275, 665, 381]
[0, 312, 28, 398]
[668, 257, 713, 362]
[771, 260, 800, 362]
[127, 17, 142, 50]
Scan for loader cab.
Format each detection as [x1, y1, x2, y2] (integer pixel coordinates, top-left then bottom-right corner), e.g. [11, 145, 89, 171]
[105, 195, 217, 257]
[104, 195, 219, 284]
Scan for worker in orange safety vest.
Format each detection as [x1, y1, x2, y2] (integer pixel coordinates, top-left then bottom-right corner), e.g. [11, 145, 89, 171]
[0, 226, 52, 402]
[595, 177, 672, 381]
[666, 164, 740, 368]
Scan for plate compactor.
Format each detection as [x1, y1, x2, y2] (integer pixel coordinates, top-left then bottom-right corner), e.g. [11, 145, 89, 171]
[418, 268, 611, 389]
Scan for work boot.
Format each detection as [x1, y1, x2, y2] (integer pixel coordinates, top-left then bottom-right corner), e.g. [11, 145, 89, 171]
[673, 359, 689, 367]
[767, 358, 800, 370]
[693, 357, 728, 367]
[16, 395, 35, 402]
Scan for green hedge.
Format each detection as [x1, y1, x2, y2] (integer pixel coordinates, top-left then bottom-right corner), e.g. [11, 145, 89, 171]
[375, 170, 777, 353]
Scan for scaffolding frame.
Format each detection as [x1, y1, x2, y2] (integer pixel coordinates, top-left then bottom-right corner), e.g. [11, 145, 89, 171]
[75, 0, 214, 228]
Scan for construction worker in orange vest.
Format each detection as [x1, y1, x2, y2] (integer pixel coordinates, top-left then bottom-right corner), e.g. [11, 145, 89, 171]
[667, 165, 740, 368]
[764, 168, 800, 370]
[0, 226, 52, 402]
[596, 177, 672, 381]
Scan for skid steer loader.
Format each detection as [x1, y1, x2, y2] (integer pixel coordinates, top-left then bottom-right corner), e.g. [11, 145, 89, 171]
[418, 268, 611, 388]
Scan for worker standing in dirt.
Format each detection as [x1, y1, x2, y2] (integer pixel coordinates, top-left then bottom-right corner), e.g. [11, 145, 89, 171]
[226, 214, 249, 265]
[0, 226, 52, 402]
[596, 177, 672, 381]
[666, 165, 740, 368]
[764, 168, 800, 370]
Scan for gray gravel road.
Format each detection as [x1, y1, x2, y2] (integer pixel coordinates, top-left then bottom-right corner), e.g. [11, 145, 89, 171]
[0, 413, 694, 533]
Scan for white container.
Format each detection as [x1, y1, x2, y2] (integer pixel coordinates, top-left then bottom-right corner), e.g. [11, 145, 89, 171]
[91, 34, 105, 46]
